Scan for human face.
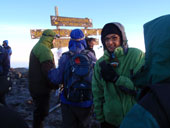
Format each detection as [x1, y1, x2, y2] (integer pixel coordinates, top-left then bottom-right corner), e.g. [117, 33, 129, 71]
[52, 38, 56, 47]
[3, 42, 7, 47]
[104, 34, 121, 52]
[88, 40, 95, 49]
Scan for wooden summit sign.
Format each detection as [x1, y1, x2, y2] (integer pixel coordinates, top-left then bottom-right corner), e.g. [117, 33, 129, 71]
[30, 29, 102, 39]
[51, 16, 93, 27]
[30, 29, 101, 48]
[30, 7, 101, 48]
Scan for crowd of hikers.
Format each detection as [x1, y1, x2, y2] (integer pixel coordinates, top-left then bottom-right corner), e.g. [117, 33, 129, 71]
[1, 14, 170, 128]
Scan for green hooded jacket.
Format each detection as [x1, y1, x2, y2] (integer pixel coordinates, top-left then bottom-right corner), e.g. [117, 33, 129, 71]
[134, 14, 170, 87]
[29, 29, 56, 94]
[120, 14, 170, 128]
[92, 47, 144, 126]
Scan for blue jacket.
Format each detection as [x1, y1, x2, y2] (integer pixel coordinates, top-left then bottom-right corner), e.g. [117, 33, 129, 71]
[2, 40, 12, 65]
[48, 39, 97, 107]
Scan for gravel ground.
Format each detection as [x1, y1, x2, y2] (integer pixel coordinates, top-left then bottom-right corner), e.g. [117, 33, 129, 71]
[5, 68, 100, 128]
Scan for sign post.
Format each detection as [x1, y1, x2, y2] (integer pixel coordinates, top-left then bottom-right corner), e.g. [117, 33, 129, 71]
[30, 7, 101, 48]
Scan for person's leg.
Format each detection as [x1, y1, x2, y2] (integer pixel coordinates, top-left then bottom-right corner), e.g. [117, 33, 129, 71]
[0, 95, 6, 105]
[61, 103, 78, 128]
[72, 106, 92, 128]
[32, 94, 50, 128]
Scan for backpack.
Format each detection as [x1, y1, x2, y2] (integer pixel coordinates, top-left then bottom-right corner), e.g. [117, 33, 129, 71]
[63, 50, 94, 102]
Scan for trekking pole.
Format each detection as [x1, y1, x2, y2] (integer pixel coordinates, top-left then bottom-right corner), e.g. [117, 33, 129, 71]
[49, 85, 63, 113]
[49, 103, 61, 113]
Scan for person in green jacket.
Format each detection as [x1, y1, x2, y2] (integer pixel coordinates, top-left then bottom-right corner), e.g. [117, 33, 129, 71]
[120, 14, 170, 128]
[92, 22, 145, 128]
[28, 29, 59, 128]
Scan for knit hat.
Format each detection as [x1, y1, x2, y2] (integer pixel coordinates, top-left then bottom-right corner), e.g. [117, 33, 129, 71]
[68, 29, 87, 51]
[101, 23, 123, 47]
[101, 22, 129, 55]
[70, 29, 85, 40]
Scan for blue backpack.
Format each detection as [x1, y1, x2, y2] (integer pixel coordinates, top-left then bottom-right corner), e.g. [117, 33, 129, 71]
[63, 50, 94, 102]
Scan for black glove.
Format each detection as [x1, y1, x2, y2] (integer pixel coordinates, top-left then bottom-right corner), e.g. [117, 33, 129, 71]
[99, 60, 119, 82]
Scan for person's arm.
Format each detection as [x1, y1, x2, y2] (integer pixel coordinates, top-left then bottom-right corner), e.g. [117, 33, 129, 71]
[41, 59, 58, 89]
[48, 54, 68, 85]
[41, 59, 55, 77]
[115, 50, 145, 91]
[92, 61, 105, 123]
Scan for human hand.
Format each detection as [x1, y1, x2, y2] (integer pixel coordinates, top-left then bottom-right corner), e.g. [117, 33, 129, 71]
[99, 60, 119, 82]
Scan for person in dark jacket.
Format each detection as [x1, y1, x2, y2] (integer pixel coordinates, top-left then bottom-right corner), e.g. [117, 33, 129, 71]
[0, 45, 28, 127]
[0, 45, 10, 105]
[0, 102, 29, 128]
[48, 29, 97, 128]
[92, 22, 145, 128]
[2, 40, 12, 67]
[120, 14, 170, 128]
[28, 29, 59, 128]
[85, 37, 96, 56]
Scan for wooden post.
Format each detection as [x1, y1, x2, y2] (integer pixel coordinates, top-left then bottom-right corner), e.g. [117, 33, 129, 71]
[55, 6, 59, 29]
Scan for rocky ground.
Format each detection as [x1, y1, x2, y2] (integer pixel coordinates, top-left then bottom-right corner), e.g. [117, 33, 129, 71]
[5, 68, 99, 128]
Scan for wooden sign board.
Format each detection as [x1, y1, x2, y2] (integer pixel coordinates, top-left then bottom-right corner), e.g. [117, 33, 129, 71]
[30, 29, 102, 39]
[51, 16, 93, 27]
[54, 38, 70, 48]
[54, 38, 99, 48]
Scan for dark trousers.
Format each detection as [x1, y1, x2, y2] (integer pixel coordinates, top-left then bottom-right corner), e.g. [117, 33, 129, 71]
[31, 93, 50, 128]
[0, 95, 6, 105]
[61, 103, 92, 128]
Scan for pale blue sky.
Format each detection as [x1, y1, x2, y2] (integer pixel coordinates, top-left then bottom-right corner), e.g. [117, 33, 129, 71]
[0, 0, 170, 68]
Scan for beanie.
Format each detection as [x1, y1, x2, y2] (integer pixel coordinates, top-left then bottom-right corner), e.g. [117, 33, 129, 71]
[70, 29, 85, 40]
[101, 23, 123, 49]
[68, 29, 87, 51]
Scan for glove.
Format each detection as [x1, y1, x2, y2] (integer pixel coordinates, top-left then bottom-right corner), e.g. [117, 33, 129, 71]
[99, 60, 119, 82]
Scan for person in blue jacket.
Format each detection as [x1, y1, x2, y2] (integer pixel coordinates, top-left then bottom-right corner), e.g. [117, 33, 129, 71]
[48, 29, 97, 128]
[120, 14, 170, 128]
[2, 40, 12, 67]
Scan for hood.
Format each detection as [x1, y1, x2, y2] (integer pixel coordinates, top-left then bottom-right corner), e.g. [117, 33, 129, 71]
[101, 22, 128, 54]
[68, 29, 87, 53]
[134, 14, 170, 85]
[3, 40, 8, 47]
[38, 29, 56, 49]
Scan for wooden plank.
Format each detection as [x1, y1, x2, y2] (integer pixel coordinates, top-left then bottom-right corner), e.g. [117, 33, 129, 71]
[30, 29, 102, 39]
[53, 38, 99, 48]
[54, 38, 70, 48]
[51, 16, 93, 27]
